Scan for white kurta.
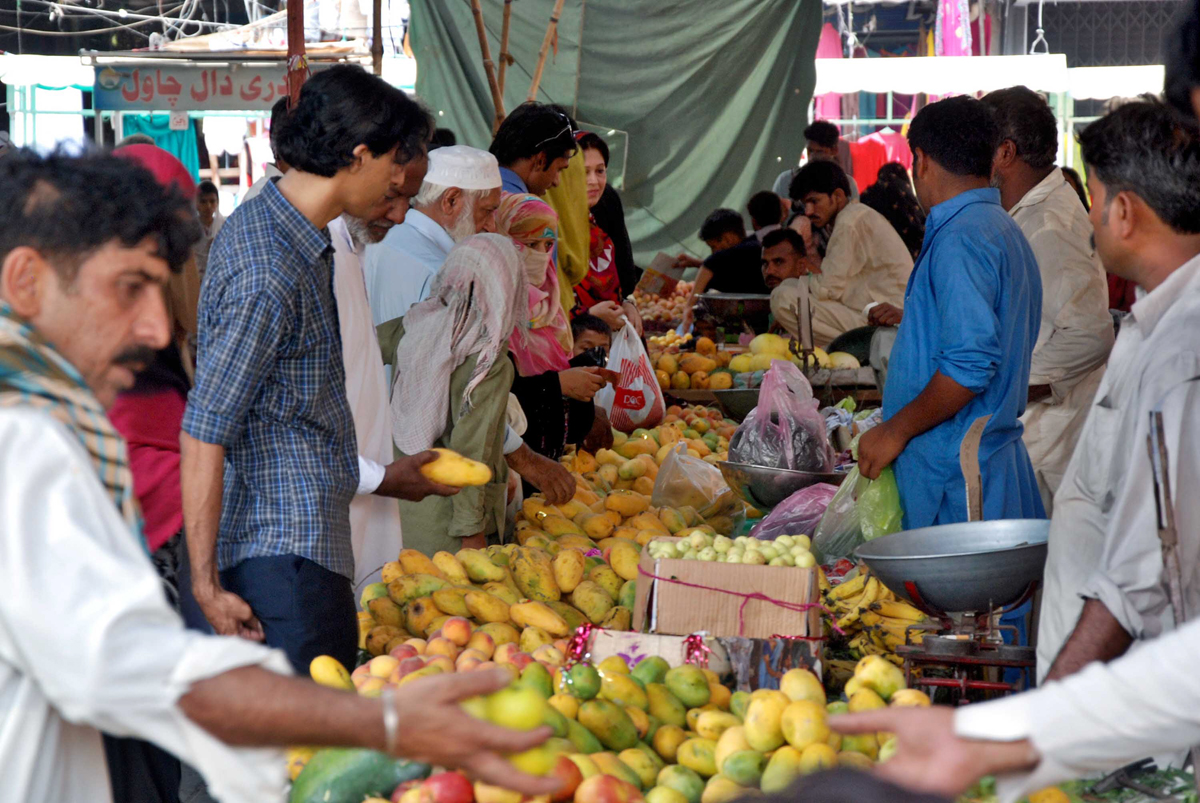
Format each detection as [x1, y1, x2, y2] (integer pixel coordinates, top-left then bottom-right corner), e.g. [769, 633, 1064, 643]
[1012, 171, 1115, 513]
[330, 217, 404, 588]
[1036, 253, 1200, 680]
[363, 208, 455, 326]
[0, 408, 290, 803]
[958, 615, 1200, 803]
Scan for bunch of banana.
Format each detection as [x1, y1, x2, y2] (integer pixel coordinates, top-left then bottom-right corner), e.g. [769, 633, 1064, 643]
[824, 570, 928, 665]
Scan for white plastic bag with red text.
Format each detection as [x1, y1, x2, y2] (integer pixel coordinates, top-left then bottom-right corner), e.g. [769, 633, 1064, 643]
[595, 322, 666, 433]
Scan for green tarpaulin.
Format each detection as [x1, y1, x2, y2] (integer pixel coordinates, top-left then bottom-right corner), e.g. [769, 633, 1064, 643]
[410, 0, 822, 262]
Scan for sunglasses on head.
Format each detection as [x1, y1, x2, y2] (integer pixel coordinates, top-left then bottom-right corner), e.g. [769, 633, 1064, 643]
[532, 111, 576, 152]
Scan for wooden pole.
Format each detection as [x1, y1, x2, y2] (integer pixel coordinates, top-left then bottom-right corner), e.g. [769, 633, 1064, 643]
[497, 0, 514, 95]
[285, 0, 308, 107]
[470, 0, 506, 132]
[371, 0, 383, 75]
[527, 0, 567, 102]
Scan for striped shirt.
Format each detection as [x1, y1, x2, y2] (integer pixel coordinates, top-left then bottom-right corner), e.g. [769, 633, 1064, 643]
[183, 179, 358, 579]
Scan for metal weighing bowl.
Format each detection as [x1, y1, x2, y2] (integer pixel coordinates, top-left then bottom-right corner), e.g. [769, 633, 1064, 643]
[712, 388, 759, 422]
[718, 460, 847, 511]
[695, 294, 773, 334]
[854, 519, 1050, 615]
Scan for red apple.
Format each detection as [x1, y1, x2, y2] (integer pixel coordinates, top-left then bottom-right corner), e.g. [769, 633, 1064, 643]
[550, 755, 583, 803]
[422, 771, 474, 803]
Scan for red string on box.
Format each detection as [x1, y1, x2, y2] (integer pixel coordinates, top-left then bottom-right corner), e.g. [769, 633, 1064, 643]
[683, 633, 711, 667]
[637, 565, 841, 640]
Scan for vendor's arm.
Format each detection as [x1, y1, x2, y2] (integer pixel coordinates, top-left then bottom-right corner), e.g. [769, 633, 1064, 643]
[831, 614, 1200, 803]
[446, 355, 514, 544]
[1048, 377, 1200, 679]
[182, 289, 289, 638]
[681, 265, 714, 332]
[859, 239, 1001, 479]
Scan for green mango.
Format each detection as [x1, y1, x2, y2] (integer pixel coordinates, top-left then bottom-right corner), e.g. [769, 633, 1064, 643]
[721, 750, 766, 788]
[665, 665, 711, 708]
[566, 718, 605, 754]
[578, 699, 640, 751]
[646, 683, 688, 728]
[631, 656, 670, 687]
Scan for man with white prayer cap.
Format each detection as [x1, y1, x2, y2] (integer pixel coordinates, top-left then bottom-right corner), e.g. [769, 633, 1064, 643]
[364, 145, 503, 325]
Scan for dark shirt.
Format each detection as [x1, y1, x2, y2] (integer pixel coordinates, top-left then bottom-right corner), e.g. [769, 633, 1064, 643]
[860, 182, 927, 261]
[703, 239, 769, 295]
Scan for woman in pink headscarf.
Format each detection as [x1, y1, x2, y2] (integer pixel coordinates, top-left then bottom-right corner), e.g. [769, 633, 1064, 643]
[497, 193, 606, 462]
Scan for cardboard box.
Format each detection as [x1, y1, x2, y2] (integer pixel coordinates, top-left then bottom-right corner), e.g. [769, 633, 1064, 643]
[585, 630, 731, 677]
[633, 538, 823, 640]
[634, 252, 686, 297]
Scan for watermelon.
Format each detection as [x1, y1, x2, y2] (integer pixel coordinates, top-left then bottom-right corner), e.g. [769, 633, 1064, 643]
[289, 748, 430, 803]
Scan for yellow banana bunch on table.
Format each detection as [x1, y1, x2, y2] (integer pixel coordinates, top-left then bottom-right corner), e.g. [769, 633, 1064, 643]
[824, 570, 926, 665]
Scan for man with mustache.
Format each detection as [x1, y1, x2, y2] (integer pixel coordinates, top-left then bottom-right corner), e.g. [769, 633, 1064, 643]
[0, 149, 560, 803]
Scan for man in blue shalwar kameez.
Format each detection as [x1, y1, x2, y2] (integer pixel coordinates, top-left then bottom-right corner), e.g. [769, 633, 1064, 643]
[858, 96, 1046, 529]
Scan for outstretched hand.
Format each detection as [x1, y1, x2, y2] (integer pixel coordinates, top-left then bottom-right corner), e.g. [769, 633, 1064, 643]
[378, 451, 460, 501]
[391, 669, 562, 796]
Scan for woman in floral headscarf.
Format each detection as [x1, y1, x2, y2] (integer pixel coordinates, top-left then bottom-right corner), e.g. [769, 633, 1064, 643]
[497, 193, 606, 463]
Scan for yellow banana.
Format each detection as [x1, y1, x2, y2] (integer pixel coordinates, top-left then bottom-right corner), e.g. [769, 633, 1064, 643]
[859, 610, 883, 627]
[858, 577, 882, 608]
[871, 599, 926, 622]
[828, 572, 868, 601]
[836, 607, 863, 630]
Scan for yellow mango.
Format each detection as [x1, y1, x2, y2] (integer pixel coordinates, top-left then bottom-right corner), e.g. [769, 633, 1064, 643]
[606, 490, 651, 518]
[714, 726, 752, 774]
[618, 748, 660, 789]
[743, 694, 789, 752]
[612, 526, 641, 542]
[780, 701, 829, 751]
[431, 551, 471, 585]
[616, 438, 658, 460]
[601, 672, 650, 710]
[574, 487, 601, 505]
[701, 776, 744, 803]
[606, 540, 642, 582]
[366, 596, 405, 627]
[549, 693, 580, 720]
[404, 597, 442, 636]
[636, 529, 665, 547]
[571, 580, 616, 624]
[653, 724, 689, 763]
[512, 546, 562, 602]
[547, 600, 589, 633]
[632, 476, 655, 496]
[599, 464, 621, 486]
[365, 625, 404, 655]
[543, 515, 587, 538]
[309, 655, 353, 690]
[357, 611, 376, 649]
[580, 513, 617, 540]
[524, 498, 553, 523]
[798, 743, 837, 774]
[553, 548, 587, 593]
[482, 582, 520, 606]
[779, 668, 826, 705]
[618, 459, 647, 481]
[759, 746, 803, 793]
[677, 738, 719, 777]
[516, 527, 549, 545]
[520, 625, 554, 654]
[387, 573, 447, 605]
[431, 586, 472, 618]
[628, 512, 670, 535]
[420, 447, 492, 486]
[679, 353, 718, 375]
[479, 621, 520, 646]
[625, 706, 651, 738]
[509, 601, 571, 637]
[397, 548, 444, 578]
[589, 565, 624, 601]
[596, 448, 627, 466]
[556, 499, 589, 519]
[455, 548, 507, 583]
[464, 590, 510, 623]
[695, 711, 741, 741]
[599, 605, 633, 631]
[557, 533, 599, 552]
[380, 561, 404, 584]
[574, 450, 599, 474]
[708, 682, 731, 711]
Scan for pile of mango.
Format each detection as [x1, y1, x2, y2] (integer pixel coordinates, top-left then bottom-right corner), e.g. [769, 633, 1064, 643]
[648, 337, 735, 392]
[723, 335, 860, 390]
[569, 407, 737, 484]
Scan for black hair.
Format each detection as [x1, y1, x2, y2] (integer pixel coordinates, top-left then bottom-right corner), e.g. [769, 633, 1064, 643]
[1079, 97, 1200, 234]
[0, 150, 199, 280]
[804, 120, 840, 150]
[698, 208, 746, 242]
[197, 180, 219, 197]
[789, 160, 851, 201]
[907, 95, 999, 178]
[875, 162, 913, 191]
[1060, 166, 1090, 211]
[430, 128, 458, 150]
[571, 313, 612, 340]
[1165, 0, 1200, 119]
[576, 132, 610, 166]
[274, 65, 433, 177]
[760, 227, 806, 257]
[980, 86, 1058, 170]
[747, 190, 784, 229]
[489, 102, 578, 167]
[268, 96, 290, 159]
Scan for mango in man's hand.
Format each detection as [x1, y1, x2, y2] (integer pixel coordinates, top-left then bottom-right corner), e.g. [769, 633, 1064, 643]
[420, 448, 493, 486]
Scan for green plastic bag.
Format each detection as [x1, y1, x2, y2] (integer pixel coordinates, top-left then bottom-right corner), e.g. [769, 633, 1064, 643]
[812, 466, 904, 562]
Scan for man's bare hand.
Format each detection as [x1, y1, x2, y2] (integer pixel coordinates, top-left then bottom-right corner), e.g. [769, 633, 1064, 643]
[621, 300, 643, 337]
[194, 585, 264, 641]
[674, 253, 703, 269]
[581, 406, 615, 454]
[392, 669, 562, 796]
[869, 302, 904, 327]
[378, 452, 460, 501]
[559, 367, 605, 402]
[856, 420, 908, 480]
[831, 707, 1039, 798]
[506, 444, 575, 505]
[588, 300, 627, 331]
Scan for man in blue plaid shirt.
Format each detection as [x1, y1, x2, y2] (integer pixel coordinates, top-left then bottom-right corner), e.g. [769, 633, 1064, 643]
[180, 66, 455, 672]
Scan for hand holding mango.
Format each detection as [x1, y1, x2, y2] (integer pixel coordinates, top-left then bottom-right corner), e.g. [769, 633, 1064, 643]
[420, 448, 494, 487]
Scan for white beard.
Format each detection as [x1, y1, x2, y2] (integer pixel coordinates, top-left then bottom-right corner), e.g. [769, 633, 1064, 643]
[444, 195, 479, 243]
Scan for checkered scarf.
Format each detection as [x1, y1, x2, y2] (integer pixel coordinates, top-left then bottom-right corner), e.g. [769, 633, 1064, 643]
[0, 303, 143, 542]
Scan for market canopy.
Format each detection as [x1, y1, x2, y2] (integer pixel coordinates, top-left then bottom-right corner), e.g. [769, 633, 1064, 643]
[409, 0, 823, 261]
[814, 55, 1071, 96]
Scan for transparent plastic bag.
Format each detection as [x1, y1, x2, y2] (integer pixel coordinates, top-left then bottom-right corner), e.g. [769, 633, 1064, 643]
[750, 483, 840, 541]
[728, 361, 834, 472]
[595, 322, 666, 433]
[811, 466, 903, 562]
[651, 443, 744, 534]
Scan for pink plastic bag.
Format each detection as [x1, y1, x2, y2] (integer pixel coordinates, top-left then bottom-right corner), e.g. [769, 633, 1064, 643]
[750, 483, 840, 540]
[729, 361, 834, 472]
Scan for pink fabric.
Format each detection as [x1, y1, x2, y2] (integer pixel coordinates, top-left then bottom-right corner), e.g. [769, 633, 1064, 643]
[813, 23, 844, 125]
[512, 246, 573, 377]
[971, 12, 993, 56]
[114, 144, 197, 200]
[863, 131, 914, 170]
[936, 0, 972, 57]
[107, 389, 186, 552]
